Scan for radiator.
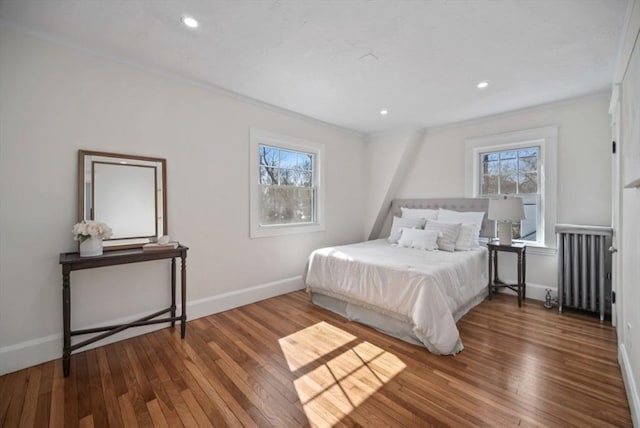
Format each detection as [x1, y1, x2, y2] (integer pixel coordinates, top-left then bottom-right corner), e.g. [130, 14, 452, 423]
[556, 224, 613, 322]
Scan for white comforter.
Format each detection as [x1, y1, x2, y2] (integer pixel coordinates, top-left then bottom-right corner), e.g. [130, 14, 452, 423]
[305, 239, 488, 354]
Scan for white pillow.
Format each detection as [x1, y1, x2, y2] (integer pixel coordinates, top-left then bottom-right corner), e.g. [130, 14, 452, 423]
[397, 228, 439, 251]
[438, 209, 485, 247]
[388, 216, 426, 244]
[438, 208, 485, 227]
[438, 222, 477, 251]
[400, 207, 439, 221]
[424, 220, 461, 252]
[459, 223, 481, 251]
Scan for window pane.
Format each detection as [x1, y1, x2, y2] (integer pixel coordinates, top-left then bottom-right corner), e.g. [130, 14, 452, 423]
[521, 199, 538, 240]
[500, 175, 517, 194]
[259, 146, 279, 167]
[518, 156, 537, 172]
[279, 170, 312, 187]
[500, 158, 517, 193]
[298, 171, 312, 187]
[280, 169, 297, 186]
[500, 158, 516, 174]
[481, 174, 499, 194]
[518, 172, 538, 193]
[298, 153, 313, 170]
[260, 186, 314, 225]
[500, 151, 517, 160]
[512, 201, 539, 241]
[518, 147, 539, 158]
[482, 153, 499, 162]
[279, 150, 297, 169]
[260, 166, 278, 185]
[482, 160, 498, 175]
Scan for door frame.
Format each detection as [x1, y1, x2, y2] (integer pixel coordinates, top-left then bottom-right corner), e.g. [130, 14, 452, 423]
[609, 85, 622, 331]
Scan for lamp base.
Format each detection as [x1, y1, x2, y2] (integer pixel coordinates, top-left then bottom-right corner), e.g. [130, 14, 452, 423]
[497, 221, 513, 246]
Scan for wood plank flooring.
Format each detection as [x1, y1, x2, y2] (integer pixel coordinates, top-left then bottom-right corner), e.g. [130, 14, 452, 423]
[0, 292, 632, 427]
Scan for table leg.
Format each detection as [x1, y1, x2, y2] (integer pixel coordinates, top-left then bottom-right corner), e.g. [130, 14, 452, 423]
[493, 250, 499, 283]
[488, 249, 493, 299]
[62, 266, 71, 377]
[517, 252, 523, 307]
[181, 253, 187, 338]
[523, 250, 527, 300]
[171, 258, 176, 328]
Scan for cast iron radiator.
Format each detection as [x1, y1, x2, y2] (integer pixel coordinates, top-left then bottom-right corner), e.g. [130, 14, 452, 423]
[555, 224, 613, 322]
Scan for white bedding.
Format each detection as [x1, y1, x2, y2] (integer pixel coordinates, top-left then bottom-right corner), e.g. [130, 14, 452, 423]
[305, 239, 488, 354]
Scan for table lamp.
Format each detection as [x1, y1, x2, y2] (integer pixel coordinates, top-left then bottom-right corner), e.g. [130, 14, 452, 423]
[488, 196, 526, 245]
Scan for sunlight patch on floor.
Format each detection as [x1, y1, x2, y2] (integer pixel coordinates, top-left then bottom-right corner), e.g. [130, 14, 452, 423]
[279, 321, 357, 371]
[279, 322, 406, 427]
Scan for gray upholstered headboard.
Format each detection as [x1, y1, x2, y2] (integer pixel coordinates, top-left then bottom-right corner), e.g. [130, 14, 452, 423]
[378, 198, 495, 239]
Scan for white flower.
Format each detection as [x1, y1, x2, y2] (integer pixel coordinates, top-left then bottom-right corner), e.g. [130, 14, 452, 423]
[101, 224, 113, 238]
[72, 220, 113, 241]
[72, 223, 85, 236]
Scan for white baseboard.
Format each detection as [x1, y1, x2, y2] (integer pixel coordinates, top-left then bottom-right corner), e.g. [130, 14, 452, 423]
[496, 281, 554, 302]
[619, 343, 640, 427]
[187, 275, 304, 320]
[0, 332, 64, 376]
[0, 275, 304, 375]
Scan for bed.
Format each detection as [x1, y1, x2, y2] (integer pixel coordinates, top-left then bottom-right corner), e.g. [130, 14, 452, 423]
[304, 198, 495, 355]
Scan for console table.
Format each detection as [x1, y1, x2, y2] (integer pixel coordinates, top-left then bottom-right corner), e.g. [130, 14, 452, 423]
[59, 244, 188, 377]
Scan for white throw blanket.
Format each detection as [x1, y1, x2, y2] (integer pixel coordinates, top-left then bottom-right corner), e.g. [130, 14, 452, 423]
[305, 239, 488, 354]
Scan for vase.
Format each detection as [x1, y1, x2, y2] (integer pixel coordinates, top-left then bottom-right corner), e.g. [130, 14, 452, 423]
[79, 237, 103, 257]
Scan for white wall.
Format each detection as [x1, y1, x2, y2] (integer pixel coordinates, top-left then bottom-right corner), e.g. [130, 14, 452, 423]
[364, 128, 424, 239]
[0, 26, 366, 374]
[394, 92, 612, 298]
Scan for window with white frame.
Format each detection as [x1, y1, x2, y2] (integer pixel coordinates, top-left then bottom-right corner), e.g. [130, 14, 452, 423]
[479, 146, 540, 241]
[465, 126, 558, 249]
[259, 144, 315, 225]
[250, 128, 324, 238]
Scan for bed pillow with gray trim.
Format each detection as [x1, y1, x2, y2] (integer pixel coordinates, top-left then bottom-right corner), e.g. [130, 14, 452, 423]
[438, 209, 485, 248]
[397, 227, 440, 251]
[388, 216, 426, 243]
[425, 220, 462, 252]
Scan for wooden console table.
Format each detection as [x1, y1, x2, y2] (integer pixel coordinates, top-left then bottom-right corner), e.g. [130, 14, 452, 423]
[59, 244, 188, 377]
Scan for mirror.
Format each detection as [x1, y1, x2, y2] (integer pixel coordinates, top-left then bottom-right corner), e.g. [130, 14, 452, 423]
[78, 150, 167, 249]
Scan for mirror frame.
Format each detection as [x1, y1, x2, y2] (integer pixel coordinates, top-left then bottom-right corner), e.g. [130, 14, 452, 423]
[77, 150, 168, 250]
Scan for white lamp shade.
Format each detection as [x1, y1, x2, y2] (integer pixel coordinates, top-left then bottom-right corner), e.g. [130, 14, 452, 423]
[488, 197, 526, 221]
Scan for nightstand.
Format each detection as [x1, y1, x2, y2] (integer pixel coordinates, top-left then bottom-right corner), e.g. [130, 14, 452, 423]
[487, 241, 527, 307]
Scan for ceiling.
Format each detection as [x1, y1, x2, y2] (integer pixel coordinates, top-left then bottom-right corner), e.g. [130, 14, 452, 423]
[0, 0, 629, 134]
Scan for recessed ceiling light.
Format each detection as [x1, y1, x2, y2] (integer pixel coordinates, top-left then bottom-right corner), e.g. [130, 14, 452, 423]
[181, 15, 199, 28]
[477, 81, 489, 89]
[380, 109, 388, 115]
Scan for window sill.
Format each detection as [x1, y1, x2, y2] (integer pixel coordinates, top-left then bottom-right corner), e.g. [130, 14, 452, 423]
[514, 241, 557, 257]
[250, 222, 325, 239]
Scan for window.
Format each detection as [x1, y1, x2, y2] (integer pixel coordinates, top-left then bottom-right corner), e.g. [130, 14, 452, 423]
[479, 146, 540, 241]
[465, 126, 557, 249]
[250, 128, 324, 238]
[259, 145, 315, 225]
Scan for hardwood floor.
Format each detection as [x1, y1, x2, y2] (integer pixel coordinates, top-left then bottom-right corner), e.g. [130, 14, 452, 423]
[0, 292, 632, 427]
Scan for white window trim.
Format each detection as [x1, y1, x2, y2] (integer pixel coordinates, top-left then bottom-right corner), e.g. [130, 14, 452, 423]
[465, 125, 558, 255]
[249, 128, 325, 238]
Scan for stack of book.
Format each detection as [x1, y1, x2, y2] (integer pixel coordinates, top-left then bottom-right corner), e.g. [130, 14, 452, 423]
[142, 242, 179, 251]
